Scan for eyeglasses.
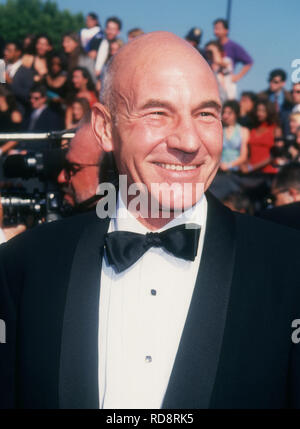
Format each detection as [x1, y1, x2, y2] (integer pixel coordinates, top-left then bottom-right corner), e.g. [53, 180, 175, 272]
[63, 160, 99, 181]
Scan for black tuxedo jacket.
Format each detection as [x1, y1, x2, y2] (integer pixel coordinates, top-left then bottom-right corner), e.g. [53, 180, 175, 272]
[259, 202, 300, 230]
[1, 193, 300, 409]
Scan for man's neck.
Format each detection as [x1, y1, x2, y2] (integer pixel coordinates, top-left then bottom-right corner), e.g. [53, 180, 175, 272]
[134, 213, 177, 231]
[273, 88, 283, 95]
[34, 104, 46, 113]
[120, 193, 201, 231]
[219, 36, 229, 45]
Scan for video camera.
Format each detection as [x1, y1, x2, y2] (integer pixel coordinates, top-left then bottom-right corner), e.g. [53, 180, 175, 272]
[0, 130, 75, 228]
[0, 187, 70, 228]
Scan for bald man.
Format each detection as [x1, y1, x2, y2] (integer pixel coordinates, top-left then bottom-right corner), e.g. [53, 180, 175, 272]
[57, 123, 103, 209]
[1, 32, 300, 409]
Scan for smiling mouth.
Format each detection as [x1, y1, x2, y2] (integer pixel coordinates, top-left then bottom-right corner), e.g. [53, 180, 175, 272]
[154, 162, 199, 171]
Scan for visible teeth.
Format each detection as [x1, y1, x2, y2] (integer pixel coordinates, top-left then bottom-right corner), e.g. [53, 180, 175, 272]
[157, 163, 197, 171]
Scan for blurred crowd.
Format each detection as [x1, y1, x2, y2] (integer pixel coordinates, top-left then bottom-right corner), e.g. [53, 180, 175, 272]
[1, 12, 300, 238]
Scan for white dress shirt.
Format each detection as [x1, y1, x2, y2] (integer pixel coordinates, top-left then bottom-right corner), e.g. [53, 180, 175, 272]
[6, 59, 22, 79]
[293, 104, 300, 113]
[0, 228, 6, 245]
[98, 193, 207, 409]
[95, 39, 109, 74]
[80, 26, 101, 49]
[28, 105, 46, 131]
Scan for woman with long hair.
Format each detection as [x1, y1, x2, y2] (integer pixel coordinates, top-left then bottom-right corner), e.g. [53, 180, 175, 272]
[44, 53, 68, 102]
[220, 100, 249, 172]
[22, 34, 53, 82]
[67, 97, 91, 128]
[62, 32, 95, 82]
[246, 100, 282, 174]
[65, 67, 96, 128]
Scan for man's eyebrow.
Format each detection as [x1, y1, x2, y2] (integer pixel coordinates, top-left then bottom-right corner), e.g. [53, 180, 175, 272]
[139, 99, 222, 114]
[139, 99, 175, 111]
[193, 100, 222, 113]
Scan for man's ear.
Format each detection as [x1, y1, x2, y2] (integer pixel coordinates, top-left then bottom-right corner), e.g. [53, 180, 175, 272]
[92, 103, 114, 152]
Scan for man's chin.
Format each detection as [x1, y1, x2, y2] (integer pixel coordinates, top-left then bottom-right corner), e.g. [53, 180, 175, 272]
[63, 194, 75, 207]
[150, 184, 205, 217]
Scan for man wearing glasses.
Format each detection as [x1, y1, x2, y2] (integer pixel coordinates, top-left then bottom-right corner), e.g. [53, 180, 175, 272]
[57, 123, 103, 210]
[258, 69, 293, 136]
[26, 84, 63, 134]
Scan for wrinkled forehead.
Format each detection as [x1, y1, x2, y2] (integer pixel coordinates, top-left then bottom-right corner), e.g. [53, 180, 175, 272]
[113, 47, 220, 110]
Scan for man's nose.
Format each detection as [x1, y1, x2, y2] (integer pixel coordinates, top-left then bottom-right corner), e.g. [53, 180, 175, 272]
[57, 169, 68, 184]
[167, 116, 200, 153]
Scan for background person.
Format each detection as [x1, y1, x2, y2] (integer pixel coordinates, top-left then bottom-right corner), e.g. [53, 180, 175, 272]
[204, 40, 236, 101]
[65, 67, 97, 128]
[22, 34, 53, 82]
[220, 100, 249, 171]
[213, 18, 253, 83]
[259, 163, 300, 230]
[258, 69, 293, 137]
[246, 99, 281, 174]
[62, 32, 95, 82]
[80, 12, 104, 59]
[94, 16, 122, 78]
[57, 122, 103, 209]
[238, 91, 257, 129]
[67, 97, 91, 128]
[292, 82, 300, 113]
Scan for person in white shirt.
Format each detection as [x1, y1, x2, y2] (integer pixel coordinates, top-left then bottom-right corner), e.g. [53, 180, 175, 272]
[80, 12, 104, 60]
[80, 13, 101, 49]
[95, 16, 122, 78]
[92, 31, 222, 408]
[4, 41, 23, 83]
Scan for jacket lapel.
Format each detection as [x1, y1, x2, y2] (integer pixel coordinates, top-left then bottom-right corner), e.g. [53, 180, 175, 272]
[162, 192, 237, 408]
[59, 213, 110, 409]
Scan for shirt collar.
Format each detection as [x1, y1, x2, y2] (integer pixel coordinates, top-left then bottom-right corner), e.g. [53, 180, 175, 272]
[112, 191, 207, 234]
[6, 59, 22, 78]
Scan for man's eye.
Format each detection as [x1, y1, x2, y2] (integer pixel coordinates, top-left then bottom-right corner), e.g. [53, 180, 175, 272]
[200, 112, 213, 117]
[149, 111, 165, 116]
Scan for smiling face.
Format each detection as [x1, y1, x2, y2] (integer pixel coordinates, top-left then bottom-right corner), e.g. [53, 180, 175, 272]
[106, 21, 120, 41]
[36, 37, 52, 57]
[93, 32, 222, 220]
[222, 106, 237, 126]
[72, 70, 87, 90]
[62, 36, 78, 54]
[256, 103, 267, 123]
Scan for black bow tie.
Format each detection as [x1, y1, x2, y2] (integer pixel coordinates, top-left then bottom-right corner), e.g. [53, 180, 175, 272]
[104, 223, 201, 273]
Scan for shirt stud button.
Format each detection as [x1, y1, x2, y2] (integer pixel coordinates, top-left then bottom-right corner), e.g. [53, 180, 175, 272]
[145, 355, 152, 363]
[151, 289, 157, 296]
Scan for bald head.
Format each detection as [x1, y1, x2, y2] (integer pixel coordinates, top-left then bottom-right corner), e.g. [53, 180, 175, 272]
[102, 31, 219, 113]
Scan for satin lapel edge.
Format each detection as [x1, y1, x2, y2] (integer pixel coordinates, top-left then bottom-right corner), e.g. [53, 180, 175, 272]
[162, 192, 237, 409]
[59, 214, 110, 409]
